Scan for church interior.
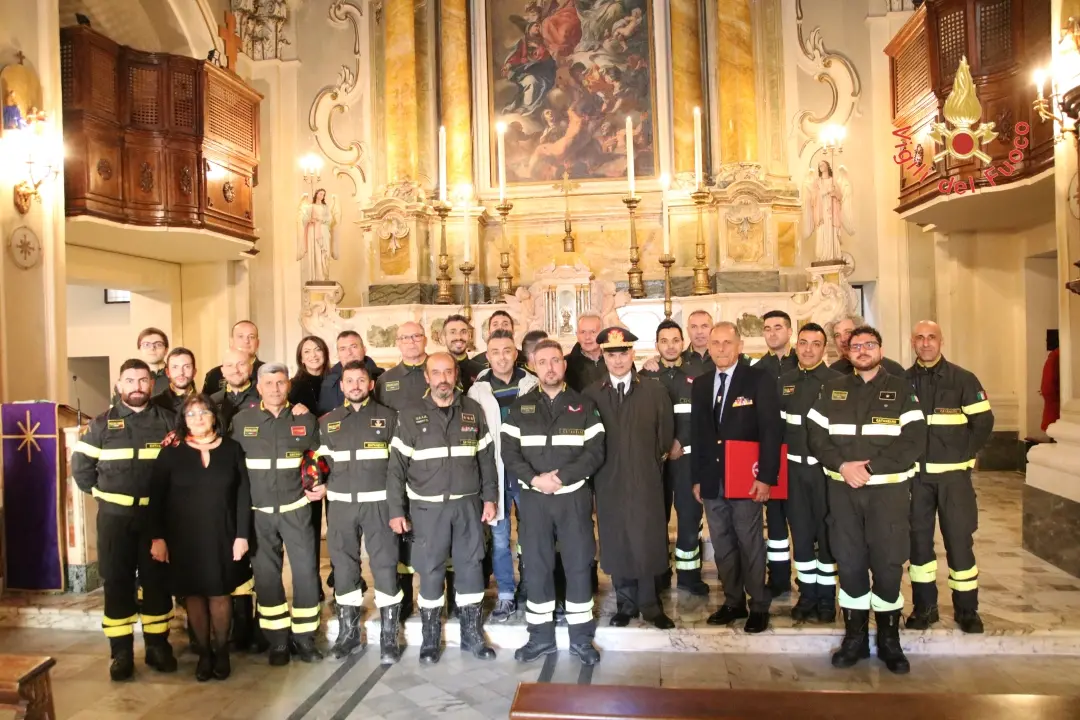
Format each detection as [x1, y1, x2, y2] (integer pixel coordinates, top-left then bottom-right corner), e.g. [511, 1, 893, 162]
[2, 0, 1080, 717]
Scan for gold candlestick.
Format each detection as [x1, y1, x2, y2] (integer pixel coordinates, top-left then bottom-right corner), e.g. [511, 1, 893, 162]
[622, 195, 645, 298]
[495, 201, 514, 301]
[459, 260, 476, 322]
[434, 201, 453, 304]
[659, 253, 675, 319]
[690, 187, 712, 295]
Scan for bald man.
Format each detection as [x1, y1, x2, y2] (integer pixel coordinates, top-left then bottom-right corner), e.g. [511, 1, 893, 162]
[905, 321, 994, 634]
[202, 320, 264, 394]
[211, 350, 259, 431]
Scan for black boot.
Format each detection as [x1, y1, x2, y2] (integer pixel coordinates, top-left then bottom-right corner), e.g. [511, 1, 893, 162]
[144, 635, 178, 673]
[331, 605, 365, 659]
[676, 569, 710, 597]
[955, 607, 984, 634]
[419, 607, 443, 664]
[445, 571, 458, 619]
[292, 634, 324, 663]
[230, 596, 254, 652]
[790, 587, 817, 622]
[905, 604, 939, 630]
[268, 642, 290, 666]
[109, 636, 135, 682]
[379, 604, 402, 665]
[459, 604, 496, 660]
[875, 610, 910, 674]
[514, 632, 557, 663]
[249, 617, 270, 654]
[399, 574, 415, 621]
[212, 640, 231, 680]
[194, 644, 214, 682]
[816, 586, 837, 623]
[831, 609, 870, 668]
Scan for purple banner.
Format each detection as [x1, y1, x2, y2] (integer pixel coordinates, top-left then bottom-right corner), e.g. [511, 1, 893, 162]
[2, 402, 64, 591]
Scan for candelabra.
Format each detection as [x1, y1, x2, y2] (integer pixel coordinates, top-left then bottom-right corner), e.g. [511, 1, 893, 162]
[434, 201, 453, 304]
[459, 259, 476, 321]
[495, 201, 514, 301]
[690, 188, 712, 295]
[1033, 66, 1080, 142]
[622, 195, 645, 298]
[659, 253, 675, 319]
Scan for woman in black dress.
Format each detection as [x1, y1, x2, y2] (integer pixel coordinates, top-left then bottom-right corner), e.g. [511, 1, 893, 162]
[289, 335, 330, 413]
[151, 394, 251, 681]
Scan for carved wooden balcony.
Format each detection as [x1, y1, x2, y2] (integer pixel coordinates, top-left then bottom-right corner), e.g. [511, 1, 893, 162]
[886, 0, 1053, 214]
[60, 25, 261, 244]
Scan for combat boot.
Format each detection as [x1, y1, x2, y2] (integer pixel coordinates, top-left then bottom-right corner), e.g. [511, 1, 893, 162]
[109, 636, 135, 682]
[379, 604, 403, 665]
[875, 610, 911, 674]
[419, 607, 443, 664]
[790, 585, 817, 622]
[905, 604, 939, 630]
[458, 603, 496, 660]
[816, 585, 837, 624]
[331, 605, 364, 659]
[831, 609, 870, 668]
[291, 634, 324, 663]
[144, 634, 178, 673]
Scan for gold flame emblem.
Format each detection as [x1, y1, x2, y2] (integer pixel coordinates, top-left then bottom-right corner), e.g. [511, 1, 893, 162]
[928, 56, 998, 163]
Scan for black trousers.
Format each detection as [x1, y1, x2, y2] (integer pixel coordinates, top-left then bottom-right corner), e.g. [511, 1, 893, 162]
[827, 481, 910, 612]
[663, 456, 703, 577]
[703, 496, 769, 612]
[98, 509, 173, 646]
[310, 498, 326, 581]
[520, 487, 596, 644]
[612, 576, 661, 618]
[786, 461, 836, 593]
[411, 496, 486, 607]
[909, 471, 979, 610]
[252, 505, 321, 645]
[765, 499, 791, 589]
[327, 499, 401, 607]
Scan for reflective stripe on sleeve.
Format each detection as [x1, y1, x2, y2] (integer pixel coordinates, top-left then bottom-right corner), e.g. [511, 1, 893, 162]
[74, 441, 101, 458]
[806, 408, 830, 429]
[921, 459, 975, 474]
[519, 436, 547, 447]
[673, 403, 691, 414]
[390, 436, 415, 457]
[860, 424, 901, 436]
[245, 458, 272, 470]
[583, 423, 604, 440]
[899, 409, 925, 426]
[92, 487, 150, 507]
[551, 435, 585, 446]
[785, 414, 803, 426]
[962, 400, 991, 414]
[330, 449, 352, 462]
[502, 424, 521, 438]
[99, 448, 135, 461]
[828, 424, 857, 435]
[356, 448, 389, 460]
[413, 447, 450, 460]
[476, 433, 493, 451]
[926, 413, 968, 426]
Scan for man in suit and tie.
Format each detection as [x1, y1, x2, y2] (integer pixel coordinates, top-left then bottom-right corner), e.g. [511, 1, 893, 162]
[691, 322, 783, 633]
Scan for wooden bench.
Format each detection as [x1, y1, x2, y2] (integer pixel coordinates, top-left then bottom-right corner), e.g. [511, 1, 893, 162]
[0, 656, 56, 720]
[510, 683, 1080, 720]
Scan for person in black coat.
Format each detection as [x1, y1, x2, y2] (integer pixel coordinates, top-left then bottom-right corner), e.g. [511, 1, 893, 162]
[690, 321, 783, 634]
[318, 330, 384, 414]
[289, 335, 331, 414]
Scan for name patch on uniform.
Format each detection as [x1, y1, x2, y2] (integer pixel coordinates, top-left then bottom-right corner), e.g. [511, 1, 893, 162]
[364, 441, 388, 449]
[520, 405, 536, 414]
[871, 416, 900, 426]
[414, 414, 429, 425]
[935, 407, 963, 414]
[568, 405, 583, 413]
[243, 426, 259, 437]
[559, 428, 584, 436]
[732, 397, 754, 407]
[459, 438, 477, 446]
[145, 442, 161, 449]
[878, 391, 897, 402]
[285, 450, 303, 459]
[107, 419, 125, 430]
[327, 421, 342, 433]
[371, 418, 387, 429]
[384, 380, 401, 392]
[461, 412, 476, 423]
[832, 391, 849, 401]
[291, 426, 307, 437]
[782, 385, 796, 396]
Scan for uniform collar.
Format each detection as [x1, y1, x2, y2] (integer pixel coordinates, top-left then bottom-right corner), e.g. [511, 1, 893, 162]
[343, 397, 371, 411]
[601, 372, 638, 389]
[452, 352, 469, 362]
[799, 360, 825, 372]
[422, 389, 462, 409]
[917, 355, 945, 373]
[684, 347, 709, 361]
[660, 356, 684, 369]
[401, 357, 427, 371]
[170, 384, 195, 398]
[259, 400, 291, 415]
[856, 367, 889, 385]
[116, 402, 143, 418]
[228, 381, 252, 394]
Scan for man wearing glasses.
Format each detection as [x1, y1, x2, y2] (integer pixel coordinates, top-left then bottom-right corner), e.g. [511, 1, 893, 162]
[136, 328, 172, 396]
[807, 325, 925, 675]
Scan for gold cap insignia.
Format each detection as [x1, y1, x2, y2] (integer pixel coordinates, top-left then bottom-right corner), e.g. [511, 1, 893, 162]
[928, 56, 998, 163]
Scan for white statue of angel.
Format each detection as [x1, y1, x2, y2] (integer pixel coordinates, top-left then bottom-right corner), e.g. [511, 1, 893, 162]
[801, 159, 854, 264]
[297, 188, 340, 283]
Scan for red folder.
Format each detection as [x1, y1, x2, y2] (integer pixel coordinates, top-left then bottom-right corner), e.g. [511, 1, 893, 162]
[724, 440, 788, 500]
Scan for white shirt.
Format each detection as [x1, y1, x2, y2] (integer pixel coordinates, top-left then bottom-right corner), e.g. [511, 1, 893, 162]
[609, 372, 632, 394]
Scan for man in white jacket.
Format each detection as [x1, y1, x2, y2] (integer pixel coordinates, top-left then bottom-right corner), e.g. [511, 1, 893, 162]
[468, 330, 539, 621]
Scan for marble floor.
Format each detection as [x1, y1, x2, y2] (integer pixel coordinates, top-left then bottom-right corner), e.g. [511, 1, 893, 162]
[2, 627, 1080, 720]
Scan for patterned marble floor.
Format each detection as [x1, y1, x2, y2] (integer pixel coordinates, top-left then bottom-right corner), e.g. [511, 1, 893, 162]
[4, 471, 1080, 655]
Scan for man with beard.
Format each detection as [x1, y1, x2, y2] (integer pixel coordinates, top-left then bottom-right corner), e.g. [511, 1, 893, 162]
[807, 326, 925, 674]
[829, 315, 906, 376]
[585, 327, 676, 629]
[319, 331, 384, 414]
[566, 313, 606, 391]
[387, 353, 499, 664]
[443, 314, 484, 393]
[202, 321, 265, 394]
[151, 348, 197, 413]
[72, 359, 178, 681]
[211, 350, 259, 432]
[472, 311, 525, 370]
[641, 310, 716, 377]
[137, 328, 171, 396]
[905, 320, 993, 634]
[779, 323, 840, 623]
[503, 339, 605, 665]
[317, 361, 404, 663]
[640, 320, 708, 597]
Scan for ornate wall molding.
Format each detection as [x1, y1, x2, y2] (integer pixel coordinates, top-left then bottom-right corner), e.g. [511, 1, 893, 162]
[231, 0, 300, 61]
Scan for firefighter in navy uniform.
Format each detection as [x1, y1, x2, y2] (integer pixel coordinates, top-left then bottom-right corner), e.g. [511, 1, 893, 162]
[72, 359, 178, 681]
[317, 360, 405, 664]
[210, 350, 260, 432]
[905, 321, 994, 634]
[779, 323, 840, 623]
[230, 363, 326, 666]
[387, 353, 500, 665]
[807, 325, 925, 675]
[149, 347, 198, 413]
[641, 320, 709, 596]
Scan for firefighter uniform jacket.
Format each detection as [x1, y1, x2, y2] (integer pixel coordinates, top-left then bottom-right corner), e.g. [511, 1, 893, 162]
[830, 355, 907, 378]
[753, 351, 799, 381]
[778, 362, 840, 464]
[72, 403, 176, 512]
[905, 356, 994, 474]
[150, 385, 196, 414]
[317, 398, 398, 500]
[680, 347, 715, 377]
[640, 361, 694, 452]
[807, 370, 926, 484]
[376, 361, 432, 412]
[386, 393, 498, 519]
[211, 382, 260, 432]
[500, 385, 606, 493]
[230, 403, 321, 511]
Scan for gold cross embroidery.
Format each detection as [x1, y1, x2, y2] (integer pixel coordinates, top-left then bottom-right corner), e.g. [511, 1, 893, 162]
[2, 410, 42, 463]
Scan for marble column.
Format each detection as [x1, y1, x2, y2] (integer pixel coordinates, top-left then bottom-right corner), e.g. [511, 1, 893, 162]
[439, 0, 473, 191]
[385, 0, 420, 183]
[671, 0, 705, 176]
[716, 0, 757, 163]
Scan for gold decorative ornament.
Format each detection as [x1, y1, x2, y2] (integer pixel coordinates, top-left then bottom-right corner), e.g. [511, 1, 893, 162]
[929, 57, 998, 163]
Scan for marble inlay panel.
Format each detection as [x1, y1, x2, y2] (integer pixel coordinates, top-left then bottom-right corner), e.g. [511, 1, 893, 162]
[1024, 483, 1080, 579]
[714, 270, 780, 293]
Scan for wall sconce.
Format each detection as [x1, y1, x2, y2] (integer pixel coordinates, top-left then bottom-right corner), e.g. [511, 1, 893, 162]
[300, 152, 323, 195]
[10, 125, 61, 214]
[1033, 18, 1080, 141]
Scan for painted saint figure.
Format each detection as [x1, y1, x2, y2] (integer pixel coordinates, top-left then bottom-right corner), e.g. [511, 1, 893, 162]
[801, 160, 853, 264]
[297, 188, 341, 284]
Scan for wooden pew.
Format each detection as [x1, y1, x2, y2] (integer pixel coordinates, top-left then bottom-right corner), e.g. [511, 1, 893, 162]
[0, 656, 56, 720]
[510, 683, 1080, 720]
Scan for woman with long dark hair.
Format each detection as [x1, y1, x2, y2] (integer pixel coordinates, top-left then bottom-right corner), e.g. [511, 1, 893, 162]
[150, 393, 251, 681]
[289, 335, 331, 414]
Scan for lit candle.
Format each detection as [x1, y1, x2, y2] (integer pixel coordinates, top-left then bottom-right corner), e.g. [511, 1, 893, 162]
[660, 174, 671, 256]
[438, 126, 447, 202]
[693, 107, 703, 189]
[1034, 69, 1046, 100]
[496, 122, 507, 203]
[626, 115, 635, 197]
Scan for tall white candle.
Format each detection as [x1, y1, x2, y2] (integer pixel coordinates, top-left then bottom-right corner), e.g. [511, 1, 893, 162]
[438, 126, 447, 202]
[661, 174, 671, 255]
[496, 122, 507, 203]
[626, 115, 635, 196]
[693, 107, 703, 189]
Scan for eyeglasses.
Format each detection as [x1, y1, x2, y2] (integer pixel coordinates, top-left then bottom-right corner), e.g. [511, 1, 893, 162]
[185, 409, 213, 418]
[140, 341, 166, 350]
[397, 333, 425, 343]
[849, 341, 879, 352]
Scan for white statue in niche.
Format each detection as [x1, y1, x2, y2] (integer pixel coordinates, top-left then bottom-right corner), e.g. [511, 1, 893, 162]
[297, 188, 341, 284]
[801, 159, 853, 264]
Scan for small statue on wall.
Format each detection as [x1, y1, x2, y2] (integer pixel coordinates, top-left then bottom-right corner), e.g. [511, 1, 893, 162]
[297, 188, 341, 284]
[801, 159, 853, 265]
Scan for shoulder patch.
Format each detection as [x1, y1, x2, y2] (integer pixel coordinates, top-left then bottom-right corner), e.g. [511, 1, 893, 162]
[831, 390, 848, 401]
[782, 385, 796, 396]
[243, 426, 258, 437]
[976, 390, 987, 400]
[520, 405, 536, 414]
[107, 419, 125, 430]
[327, 421, 341, 433]
[384, 380, 401, 392]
